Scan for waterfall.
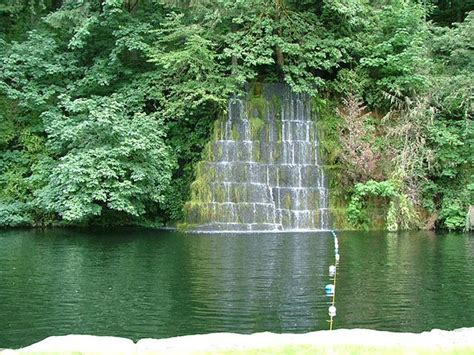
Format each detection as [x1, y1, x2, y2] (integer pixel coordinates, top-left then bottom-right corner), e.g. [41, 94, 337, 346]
[183, 84, 329, 232]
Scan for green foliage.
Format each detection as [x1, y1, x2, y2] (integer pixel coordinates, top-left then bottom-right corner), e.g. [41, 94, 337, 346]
[313, 97, 342, 165]
[332, 9, 473, 231]
[0, 1, 178, 226]
[0, 0, 472, 230]
[359, 0, 431, 106]
[148, 12, 241, 120]
[440, 197, 469, 231]
[0, 201, 33, 227]
[429, 0, 474, 26]
[35, 95, 173, 222]
[159, 115, 214, 222]
[222, 0, 356, 94]
[423, 12, 474, 230]
[348, 179, 419, 231]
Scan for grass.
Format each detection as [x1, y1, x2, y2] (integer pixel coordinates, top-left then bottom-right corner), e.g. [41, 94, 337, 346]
[198, 344, 474, 355]
[7, 347, 473, 355]
[4, 341, 473, 354]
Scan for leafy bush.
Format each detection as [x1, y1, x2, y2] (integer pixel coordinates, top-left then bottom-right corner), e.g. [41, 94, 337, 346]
[34, 95, 174, 222]
[0, 202, 33, 227]
[0, 1, 472, 230]
[348, 179, 419, 231]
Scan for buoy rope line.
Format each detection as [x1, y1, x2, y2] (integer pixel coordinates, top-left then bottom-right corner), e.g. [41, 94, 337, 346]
[326, 230, 339, 330]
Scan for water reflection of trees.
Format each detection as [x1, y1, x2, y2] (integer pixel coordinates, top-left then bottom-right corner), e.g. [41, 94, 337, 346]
[180, 233, 331, 333]
[337, 231, 473, 331]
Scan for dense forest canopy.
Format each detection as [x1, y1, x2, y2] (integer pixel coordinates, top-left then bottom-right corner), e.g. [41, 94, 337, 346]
[0, 0, 472, 230]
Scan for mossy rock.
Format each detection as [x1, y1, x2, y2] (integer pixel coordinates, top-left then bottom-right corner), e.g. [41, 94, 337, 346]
[283, 193, 292, 210]
[231, 125, 240, 141]
[247, 88, 267, 121]
[250, 116, 265, 141]
[213, 119, 224, 141]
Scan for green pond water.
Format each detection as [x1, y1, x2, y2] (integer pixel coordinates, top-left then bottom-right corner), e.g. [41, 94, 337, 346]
[0, 229, 473, 348]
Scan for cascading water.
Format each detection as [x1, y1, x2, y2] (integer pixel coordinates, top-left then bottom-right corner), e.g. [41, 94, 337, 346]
[183, 84, 329, 232]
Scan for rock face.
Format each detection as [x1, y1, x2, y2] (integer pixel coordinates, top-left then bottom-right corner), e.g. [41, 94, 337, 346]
[2, 328, 474, 354]
[183, 84, 329, 232]
[467, 205, 474, 230]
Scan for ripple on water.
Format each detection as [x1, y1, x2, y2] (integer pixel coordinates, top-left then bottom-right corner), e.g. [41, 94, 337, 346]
[0, 229, 473, 348]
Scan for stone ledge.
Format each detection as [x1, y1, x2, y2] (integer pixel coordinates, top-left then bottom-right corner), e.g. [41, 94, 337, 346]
[2, 328, 474, 354]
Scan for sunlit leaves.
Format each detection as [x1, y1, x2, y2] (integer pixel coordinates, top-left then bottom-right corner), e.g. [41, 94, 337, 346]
[36, 95, 174, 222]
[0, 0, 472, 230]
[359, 0, 431, 104]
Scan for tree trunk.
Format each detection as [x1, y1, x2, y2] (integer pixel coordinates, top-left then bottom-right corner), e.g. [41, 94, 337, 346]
[231, 55, 238, 74]
[275, 46, 284, 81]
[51, 0, 62, 10]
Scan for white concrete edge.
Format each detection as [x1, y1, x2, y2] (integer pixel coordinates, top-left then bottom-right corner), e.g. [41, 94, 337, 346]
[2, 328, 474, 354]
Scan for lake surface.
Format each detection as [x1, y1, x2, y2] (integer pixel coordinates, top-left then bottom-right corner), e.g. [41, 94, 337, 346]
[0, 229, 473, 348]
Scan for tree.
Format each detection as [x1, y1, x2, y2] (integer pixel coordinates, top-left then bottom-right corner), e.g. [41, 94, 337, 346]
[35, 95, 174, 222]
